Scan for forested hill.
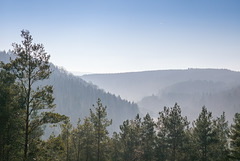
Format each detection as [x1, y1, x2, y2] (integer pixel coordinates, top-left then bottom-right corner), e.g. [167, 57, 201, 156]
[81, 69, 240, 102]
[0, 51, 139, 132]
[81, 68, 240, 123]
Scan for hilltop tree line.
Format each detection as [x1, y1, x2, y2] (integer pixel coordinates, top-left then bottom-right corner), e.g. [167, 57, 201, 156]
[1, 30, 240, 161]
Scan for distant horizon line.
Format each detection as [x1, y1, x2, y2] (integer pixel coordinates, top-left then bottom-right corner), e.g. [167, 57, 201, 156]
[1, 50, 239, 75]
[71, 68, 240, 76]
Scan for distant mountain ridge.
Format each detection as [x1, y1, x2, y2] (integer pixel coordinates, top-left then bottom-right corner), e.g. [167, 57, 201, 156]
[81, 69, 240, 101]
[0, 51, 139, 133]
[81, 68, 240, 123]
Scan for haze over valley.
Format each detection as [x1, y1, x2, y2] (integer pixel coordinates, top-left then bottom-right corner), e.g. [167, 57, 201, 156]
[2, 50, 239, 126]
[1, 1, 240, 160]
[81, 69, 240, 123]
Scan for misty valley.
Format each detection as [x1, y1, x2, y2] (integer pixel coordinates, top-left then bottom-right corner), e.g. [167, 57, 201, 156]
[1, 31, 240, 161]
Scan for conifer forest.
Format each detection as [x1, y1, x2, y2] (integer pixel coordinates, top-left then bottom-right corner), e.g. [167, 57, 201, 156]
[1, 31, 240, 161]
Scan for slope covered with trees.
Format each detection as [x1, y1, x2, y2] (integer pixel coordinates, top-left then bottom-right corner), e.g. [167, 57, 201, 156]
[0, 52, 139, 134]
[47, 65, 139, 132]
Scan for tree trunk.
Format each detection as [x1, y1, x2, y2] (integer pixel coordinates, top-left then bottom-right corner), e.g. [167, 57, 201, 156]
[97, 106, 100, 161]
[24, 52, 31, 161]
[23, 99, 29, 161]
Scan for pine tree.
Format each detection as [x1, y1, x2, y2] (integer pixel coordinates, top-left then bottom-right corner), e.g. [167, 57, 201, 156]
[1, 30, 67, 160]
[119, 115, 143, 161]
[183, 127, 198, 161]
[60, 119, 73, 161]
[213, 112, 230, 161]
[141, 113, 156, 161]
[193, 106, 216, 161]
[38, 134, 65, 161]
[229, 113, 240, 160]
[156, 103, 189, 161]
[71, 118, 83, 161]
[109, 132, 122, 161]
[90, 98, 112, 161]
[131, 114, 143, 161]
[119, 119, 134, 161]
[81, 117, 95, 161]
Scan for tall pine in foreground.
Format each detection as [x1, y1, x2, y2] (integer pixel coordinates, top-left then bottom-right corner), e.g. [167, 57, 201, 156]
[229, 113, 240, 160]
[1, 30, 66, 161]
[90, 98, 112, 161]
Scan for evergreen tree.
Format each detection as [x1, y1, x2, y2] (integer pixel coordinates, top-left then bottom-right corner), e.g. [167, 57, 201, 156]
[193, 106, 216, 161]
[81, 117, 95, 161]
[119, 119, 134, 161]
[213, 112, 230, 161]
[1, 30, 66, 160]
[90, 98, 112, 161]
[60, 119, 73, 161]
[109, 132, 122, 161]
[71, 118, 83, 161]
[141, 113, 156, 161]
[119, 114, 144, 161]
[156, 103, 189, 161]
[131, 114, 143, 161]
[229, 113, 240, 160]
[183, 127, 198, 161]
[37, 134, 65, 161]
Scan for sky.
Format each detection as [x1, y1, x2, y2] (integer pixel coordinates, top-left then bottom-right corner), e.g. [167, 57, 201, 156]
[1, 0, 240, 74]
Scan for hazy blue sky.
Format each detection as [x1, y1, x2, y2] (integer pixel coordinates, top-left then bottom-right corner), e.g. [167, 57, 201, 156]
[1, 0, 240, 73]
